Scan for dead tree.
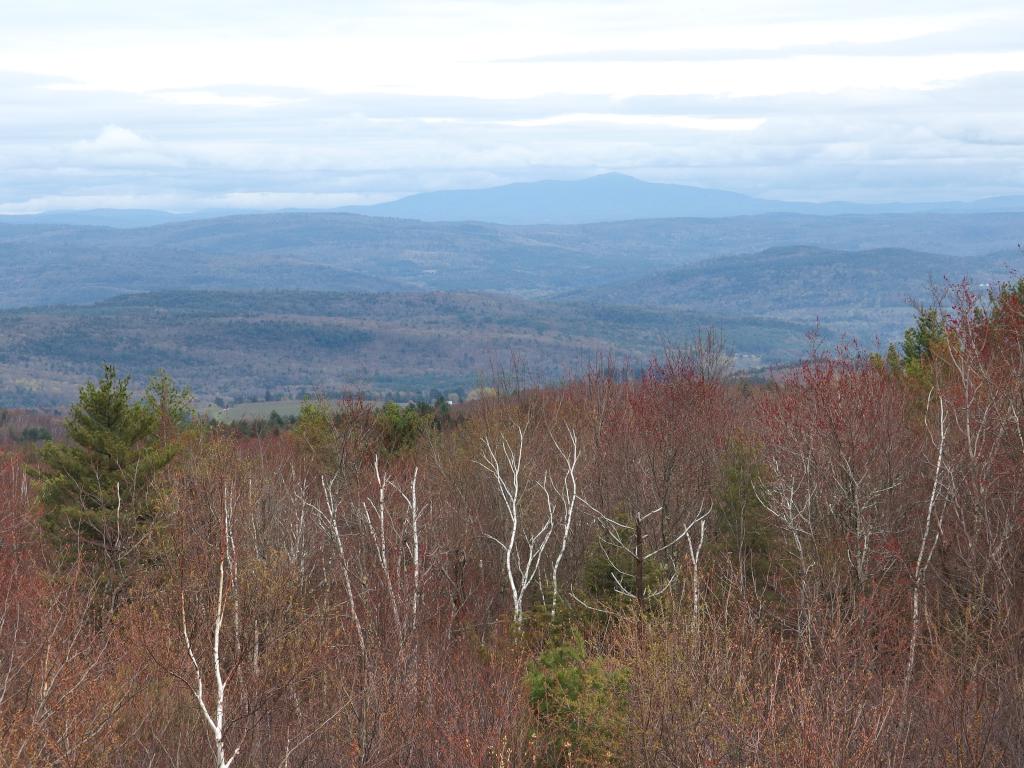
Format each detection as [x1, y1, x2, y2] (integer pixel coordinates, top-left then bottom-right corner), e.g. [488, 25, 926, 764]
[756, 454, 818, 638]
[303, 472, 366, 655]
[180, 490, 244, 768]
[585, 499, 710, 610]
[902, 394, 947, 722]
[302, 456, 428, 653]
[477, 425, 554, 625]
[360, 456, 427, 651]
[540, 425, 582, 615]
[684, 507, 710, 617]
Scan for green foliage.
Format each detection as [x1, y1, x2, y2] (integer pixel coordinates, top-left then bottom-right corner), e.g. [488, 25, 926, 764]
[294, 399, 333, 448]
[431, 395, 453, 430]
[988, 277, 1024, 327]
[34, 366, 176, 567]
[17, 426, 52, 443]
[578, 535, 636, 603]
[898, 308, 945, 383]
[882, 344, 903, 373]
[526, 637, 628, 766]
[520, 586, 608, 646]
[711, 441, 776, 592]
[902, 308, 944, 362]
[144, 369, 194, 437]
[375, 401, 433, 454]
[872, 307, 948, 387]
[294, 399, 336, 463]
[227, 412, 298, 439]
[575, 516, 672, 608]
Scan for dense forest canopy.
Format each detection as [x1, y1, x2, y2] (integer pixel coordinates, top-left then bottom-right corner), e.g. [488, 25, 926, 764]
[2, 278, 1023, 766]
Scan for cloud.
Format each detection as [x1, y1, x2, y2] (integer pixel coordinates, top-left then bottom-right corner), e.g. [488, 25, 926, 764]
[497, 12, 1024, 63]
[0, 1, 1021, 210]
[77, 124, 148, 151]
[151, 90, 298, 108]
[488, 114, 765, 131]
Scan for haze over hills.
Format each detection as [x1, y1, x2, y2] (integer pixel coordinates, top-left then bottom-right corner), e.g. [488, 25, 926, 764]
[1, 197, 1021, 406]
[5, 174, 1024, 228]
[0, 208, 256, 228]
[566, 245, 1020, 341]
[0, 290, 813, 407]
[1, 210, 1020, 308]
[0, 207, 1019, 406]
[340, 173, 1024, 224]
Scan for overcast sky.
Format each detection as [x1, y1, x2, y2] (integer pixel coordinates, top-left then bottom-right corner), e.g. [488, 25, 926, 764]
[2, 0, 1023, 212]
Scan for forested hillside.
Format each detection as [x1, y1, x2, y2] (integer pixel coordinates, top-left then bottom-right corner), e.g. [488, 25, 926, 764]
[567, 245, 1019, 339]
[0, 290, 810, 406]
[1, 211, 1020, 307]
[1, 210, 1021, 408]
[2, 277, 1022, 766]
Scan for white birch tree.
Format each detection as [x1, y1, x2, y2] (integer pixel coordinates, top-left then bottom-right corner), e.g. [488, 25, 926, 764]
[477, 425, 555, 625]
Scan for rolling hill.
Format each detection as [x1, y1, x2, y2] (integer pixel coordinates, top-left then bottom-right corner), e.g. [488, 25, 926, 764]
[0, 290, 815, 407]
[1, 209, 1020, 406]
[566, 245, 1020, 340]
[0, 211, 1020, 308]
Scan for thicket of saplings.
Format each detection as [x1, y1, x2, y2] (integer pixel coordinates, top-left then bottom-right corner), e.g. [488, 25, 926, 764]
[2, 279, 1023, 768]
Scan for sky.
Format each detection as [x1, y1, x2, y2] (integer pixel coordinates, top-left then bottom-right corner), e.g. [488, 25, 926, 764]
[1, 0, 1023, 212]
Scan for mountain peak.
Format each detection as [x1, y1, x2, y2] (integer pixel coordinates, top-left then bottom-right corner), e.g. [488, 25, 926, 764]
[338, 173, 771, 224]
[586, 172, 639, 182]
[339, 175, 1024, 225]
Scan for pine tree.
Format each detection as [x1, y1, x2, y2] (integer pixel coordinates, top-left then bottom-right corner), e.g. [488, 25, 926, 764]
[35, 365, 176, 569]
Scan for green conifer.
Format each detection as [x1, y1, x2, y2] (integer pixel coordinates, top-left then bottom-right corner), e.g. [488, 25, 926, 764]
[34, 365, 176, 568]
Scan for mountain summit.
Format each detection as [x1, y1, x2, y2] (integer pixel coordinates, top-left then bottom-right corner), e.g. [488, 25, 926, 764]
[6, 174, 1024, 228]
[340, 173, 1024, 225]
[340, 173, 778, 224]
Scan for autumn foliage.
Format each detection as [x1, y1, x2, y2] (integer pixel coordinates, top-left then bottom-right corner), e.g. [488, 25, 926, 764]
[3, 283, 1024, 767]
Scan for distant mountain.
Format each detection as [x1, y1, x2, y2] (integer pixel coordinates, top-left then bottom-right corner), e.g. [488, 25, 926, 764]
[567, 245, 1020, 341]
[3, 210, 1021, 405]
[1, 210, 1021, 310]
[6, 174, 1024, 228]
[339, 173, 1024, 224]
[340, 174, 778, 223]
[0, 208, 259, 229]
[0, 211, 1020, 309]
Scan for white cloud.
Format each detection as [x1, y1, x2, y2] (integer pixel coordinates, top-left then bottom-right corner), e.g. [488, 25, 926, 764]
[151, 90, 297, 108]
[76, 124, 148, 151]
[0, 1, 1021, 209]
[491, 114, 766, 131]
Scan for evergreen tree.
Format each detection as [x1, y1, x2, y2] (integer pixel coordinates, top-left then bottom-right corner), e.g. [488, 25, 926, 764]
[880, 307, 947, 386]
[144, 368, 194, 441]
[375, 401, 433, 454]
[35, 366, 176, 569]
[902, 307, 945, 365]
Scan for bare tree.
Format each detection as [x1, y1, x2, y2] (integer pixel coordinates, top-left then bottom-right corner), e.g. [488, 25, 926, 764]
[665, 327, 733, 382]
[477, 424, 554, 625]
[303, 472, 366, 655]
[684, 506, 711, 617]
[756, 454, 819, 638]
[902, 393, 947, 728]
[586, 499, 710, 610]
[179, 489, 244, 768]
[540, 425, 582, 615]
[302, 455, 430, 654]
[360, 456, 427, 650]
